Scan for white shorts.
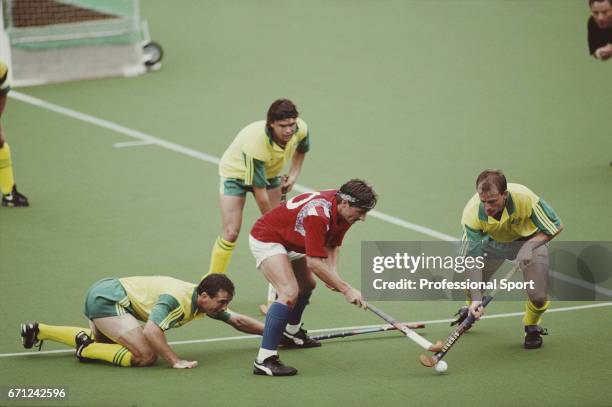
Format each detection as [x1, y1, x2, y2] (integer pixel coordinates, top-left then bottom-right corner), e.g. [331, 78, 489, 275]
[249, 235, 306, 268]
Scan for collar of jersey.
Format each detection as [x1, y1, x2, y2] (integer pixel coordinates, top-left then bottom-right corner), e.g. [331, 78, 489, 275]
[265, 125, 300, 149]
[479, 192, 516, 223]
[191, 288, 199, 315]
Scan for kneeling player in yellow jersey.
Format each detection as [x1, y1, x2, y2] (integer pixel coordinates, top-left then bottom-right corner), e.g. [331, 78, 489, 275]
[20, 274, 263, 368]
[459, 169, 563, 349]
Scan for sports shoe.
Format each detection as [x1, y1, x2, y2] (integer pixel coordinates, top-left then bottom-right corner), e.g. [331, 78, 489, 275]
[253, 355, 297, 376]
[21, 322, 43, 350]
[524, 325, 548, 349]
[2, 185, 29, 207]
[280, 324, 321, 348]
[75, 331, 94, 362]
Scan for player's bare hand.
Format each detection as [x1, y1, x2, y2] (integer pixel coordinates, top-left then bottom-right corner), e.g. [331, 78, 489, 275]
[172, 360, 198, 369]
[469, 300, 484, 320]
[281, 175, 296, 193]
[516, 246, 533, 270]
[343, 287, 366, 308]
[597, 44, 612, 60]
[595, 45, 612, 60]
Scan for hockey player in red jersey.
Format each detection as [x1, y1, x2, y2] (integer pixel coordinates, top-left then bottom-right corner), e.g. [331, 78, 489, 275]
[249, 179, 377, 376]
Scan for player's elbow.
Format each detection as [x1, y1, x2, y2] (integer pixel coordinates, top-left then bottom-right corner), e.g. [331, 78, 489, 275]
[229, 315, 247, 331]
[305, 256, 323, 270]
[231, 315, 262, 335]
[142, 322, 158, 337]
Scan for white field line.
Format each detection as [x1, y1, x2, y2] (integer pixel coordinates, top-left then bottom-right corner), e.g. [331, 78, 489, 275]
[113, 140, 155, 148]
[9, 92, 221, 166]
[10, 92, 612, 296]
[550, 271, 612, 298]
[2, 301, 611, 358]
[6, 92, 611, 354]
[9, 91, 456, 242]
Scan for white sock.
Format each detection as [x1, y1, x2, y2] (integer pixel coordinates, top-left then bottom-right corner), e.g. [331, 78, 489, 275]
[256, 348, 277, 363]
[285, 323, 301, 335]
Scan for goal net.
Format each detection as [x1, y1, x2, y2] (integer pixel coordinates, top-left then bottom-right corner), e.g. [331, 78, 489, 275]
[2, 0, 149, 86]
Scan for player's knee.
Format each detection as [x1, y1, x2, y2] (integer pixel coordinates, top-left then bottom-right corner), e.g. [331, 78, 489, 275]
[529, 295, 547, 308]
[221, 227, 240, 242]
[301, 280, 316, 293]
[132, 350, 157, 367]
[278, 290, 298, 309]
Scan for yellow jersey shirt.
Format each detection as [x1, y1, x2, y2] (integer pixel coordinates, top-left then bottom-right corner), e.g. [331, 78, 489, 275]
[119, 276, 204, 330]
[219, 118, 310, 186]
[460, 183, 561, 255]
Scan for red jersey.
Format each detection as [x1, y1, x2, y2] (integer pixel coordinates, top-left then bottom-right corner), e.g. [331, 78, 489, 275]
[250, 189, 352, 258]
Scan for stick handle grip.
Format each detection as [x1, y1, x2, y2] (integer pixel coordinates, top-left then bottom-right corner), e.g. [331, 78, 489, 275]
[280, 175, 289, 202]
[433, 294, 494, 361]
[312, 327, 387, 341]
[464, 295, 493, 326]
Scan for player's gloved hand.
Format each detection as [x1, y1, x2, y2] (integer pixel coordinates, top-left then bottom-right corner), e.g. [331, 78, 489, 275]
[450, 305, 469, 326]
[343, 287, 366, 308]
[172, 360, 198, 369]
[468, 300, 484, 321]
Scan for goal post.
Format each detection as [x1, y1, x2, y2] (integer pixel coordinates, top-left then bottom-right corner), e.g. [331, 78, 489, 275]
[1, 0, 160, 86]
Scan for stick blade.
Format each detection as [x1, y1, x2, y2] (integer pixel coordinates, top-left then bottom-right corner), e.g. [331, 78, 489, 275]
[428, 340, 444, 352]
[419, 354, 436, 367]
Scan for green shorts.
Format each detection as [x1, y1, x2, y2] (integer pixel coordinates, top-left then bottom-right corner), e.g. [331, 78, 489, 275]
[83, 278, 133, 320]
[480, 238, 549, 268]
[220, 176, 282, 197]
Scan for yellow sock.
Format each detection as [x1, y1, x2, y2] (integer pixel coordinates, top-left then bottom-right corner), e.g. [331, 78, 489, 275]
[205, 236, 236, 276]
[37, 324, 92, 347]
[0, 142, 15, 194]
[81, 343, 132, 367]
[523, 300, 550, 326]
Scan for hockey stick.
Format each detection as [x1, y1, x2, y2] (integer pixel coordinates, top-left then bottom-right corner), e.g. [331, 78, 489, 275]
[419, 295, 493, 367]
[419, 263, 520, 368]
[312, 322, 425, 341]
[367, 303, 443, 352]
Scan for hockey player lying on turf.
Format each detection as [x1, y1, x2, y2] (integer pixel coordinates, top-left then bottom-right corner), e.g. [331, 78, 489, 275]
[21, 274, 263, 368]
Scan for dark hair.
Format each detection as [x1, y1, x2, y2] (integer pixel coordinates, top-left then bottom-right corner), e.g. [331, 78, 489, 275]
[197, 274, 235, 297]
[590, 0, 611, 6]
[476, 169, 507, 194]
[266, 99, 298, 126]
[336, 179, 378, 210]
